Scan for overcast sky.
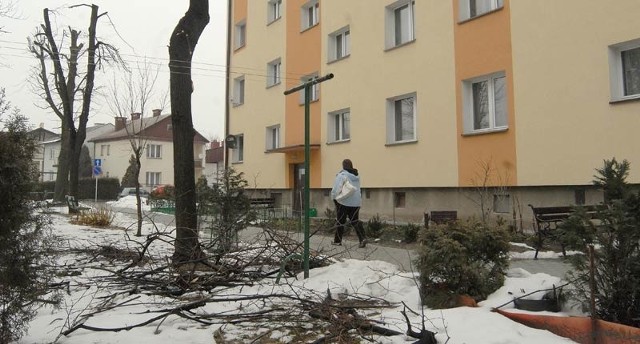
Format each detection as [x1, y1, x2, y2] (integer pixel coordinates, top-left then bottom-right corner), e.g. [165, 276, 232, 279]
[1, 0, 228, 140]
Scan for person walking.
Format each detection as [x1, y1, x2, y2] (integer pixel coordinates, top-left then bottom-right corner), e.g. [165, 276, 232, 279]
[330, 159, 367, 248]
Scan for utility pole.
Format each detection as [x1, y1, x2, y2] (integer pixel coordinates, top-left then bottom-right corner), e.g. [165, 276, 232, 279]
[284, 73, 334, 278]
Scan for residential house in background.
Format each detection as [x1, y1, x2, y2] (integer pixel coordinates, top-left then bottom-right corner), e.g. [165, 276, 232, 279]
[204, 140, 225, 185]
[28, 125, 60, 182]
[226, 0, 640, 227]
[37, 123, 115, 182]
[89, 110, 209, 190]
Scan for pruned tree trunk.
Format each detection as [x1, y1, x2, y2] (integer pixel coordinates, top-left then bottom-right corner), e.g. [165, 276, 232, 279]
[168, 0, 210, 264]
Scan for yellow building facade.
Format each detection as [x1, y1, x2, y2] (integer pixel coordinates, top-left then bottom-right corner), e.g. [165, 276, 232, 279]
[226, 0, 640, 226]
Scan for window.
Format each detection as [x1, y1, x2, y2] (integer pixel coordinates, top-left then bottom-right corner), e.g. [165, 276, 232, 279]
[232, 134, 244, 163]
[493, 194, 510, 213]
[299, 74, 320, 103]
[328, 109, 350, 142]
[394, 192, 406, 208]
[609, 39, 640, 101]
[463, 72, 507, 134]
[146, 144, 162, 159]
[575, 189, 586, 205]
[146, 172, 161, 186]
[386, 0, 415, 49]
[387, 93, 416, 143]
[459, 0, 504, 21]
[234, 20, 246, 49]
[268, 0, 282, 23]
[301, 0, 319, 31]
[266, 125, 280, 150]
[100, 144, 110, 156]
[267, 58, 281, 87]
[233, 76, 245, 106]
[329, 27, 350, 62]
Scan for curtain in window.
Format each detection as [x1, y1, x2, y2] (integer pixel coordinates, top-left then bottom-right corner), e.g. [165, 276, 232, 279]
[494, 76, 507, 127]
[342, 112, 350, 140]
[394, 3, 413, 46]
[622, 47, 640, 96]
[395, 97, 414, 141]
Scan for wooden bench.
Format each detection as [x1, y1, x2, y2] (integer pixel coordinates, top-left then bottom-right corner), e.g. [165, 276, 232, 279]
[66, 195, 91, 215]
[424, 210, 458, 228]
[529, 204, 604, 259]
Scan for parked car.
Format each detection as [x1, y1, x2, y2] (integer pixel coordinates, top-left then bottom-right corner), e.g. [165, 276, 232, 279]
[118, 187, 150, 200]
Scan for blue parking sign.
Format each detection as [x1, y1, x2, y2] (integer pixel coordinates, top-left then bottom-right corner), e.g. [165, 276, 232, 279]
[94, 159, 102, 167]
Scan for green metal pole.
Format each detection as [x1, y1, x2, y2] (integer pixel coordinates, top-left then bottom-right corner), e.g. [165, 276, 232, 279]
[303, 84, 311, 279]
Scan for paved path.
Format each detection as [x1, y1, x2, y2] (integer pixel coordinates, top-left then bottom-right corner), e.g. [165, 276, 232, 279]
[104, 203, 573, 278]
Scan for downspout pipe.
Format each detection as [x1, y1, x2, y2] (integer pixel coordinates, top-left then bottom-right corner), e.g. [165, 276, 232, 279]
[224, 0, 232, 169]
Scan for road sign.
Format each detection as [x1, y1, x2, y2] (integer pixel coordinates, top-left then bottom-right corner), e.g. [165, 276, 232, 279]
[93, 166, 102, 176]
[94, 158, 102, 167]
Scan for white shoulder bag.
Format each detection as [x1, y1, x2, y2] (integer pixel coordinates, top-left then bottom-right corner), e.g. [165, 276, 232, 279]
[335, 176, 356, 201]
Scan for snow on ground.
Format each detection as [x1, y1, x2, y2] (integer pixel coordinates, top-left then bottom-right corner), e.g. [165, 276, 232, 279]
[106, 195, 152, 211]
[17, 205, 581, 343]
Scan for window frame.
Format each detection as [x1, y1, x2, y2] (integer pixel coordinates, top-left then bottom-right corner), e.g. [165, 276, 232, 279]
[328, 108, 351, 143]
[385, 0, 415, 50]
[146, 144, 162, 159]
[328, 26, 351, 62]
[233, 76, 245, 106]
[462, 71, 508, 135]
[145, 172, 161, 186]
[234, 20, 247, 50]
[459, 0, 504, 21]
[267, 0, 282, 24]
[232, 134, 244, 163]
[609, 38, 640, 102]
[267, 58, 282, 87]
[301, 0, 319, 31]
[265, 125, 280, 151]
[386, 93, 417, 144]
[493, 193, 510, 214]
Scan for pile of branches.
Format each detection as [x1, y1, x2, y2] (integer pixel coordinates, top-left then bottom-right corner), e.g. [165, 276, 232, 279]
[48, 223, 437, 343]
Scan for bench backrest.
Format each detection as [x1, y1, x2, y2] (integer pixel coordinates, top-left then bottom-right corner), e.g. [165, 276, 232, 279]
[425, 210, 458, 228]
[250, 197, 276, 207]
[66, 195, 79, 208]
[529, 204, 605, 222]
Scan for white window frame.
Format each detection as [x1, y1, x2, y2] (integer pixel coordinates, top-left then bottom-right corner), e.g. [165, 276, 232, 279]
[386, 93, 417, 144]
[385, 0, 415, 49]
[267, 58, 282, 87]
[459, 0, 504, 21]
[299, 73, 319, 104]
[301, 0, 319, 31]
[233, 76, 245, 106]
[234, 20, 246, 49]
[609, 38, 640, 102]
[267, 0, 282, 24]
[232, 134, 244, 163]
[265, 125, 280, 151]
[146, 144, 162, 159]
[328, 109, 350, 143]
[462, 71, 508, 134]
[145, 172, 161, 186]
[328, 26, 351, 62]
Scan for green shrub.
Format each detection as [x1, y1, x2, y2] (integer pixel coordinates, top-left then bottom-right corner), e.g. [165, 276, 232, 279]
[71, 207, 115, 227]
[402, 223, 421, 243]
[366, 214, 385, 239]
[561, 158, 640, 327]
[415, 218, 510, 308]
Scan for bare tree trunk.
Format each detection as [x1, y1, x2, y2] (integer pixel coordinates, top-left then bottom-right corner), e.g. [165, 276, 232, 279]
[54, 124, 70, 201]
[168, 0, 209, 264]
[134, 153, 143, 236]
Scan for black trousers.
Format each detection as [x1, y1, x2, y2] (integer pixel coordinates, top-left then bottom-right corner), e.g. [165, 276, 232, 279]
[334, 200, 366, 244]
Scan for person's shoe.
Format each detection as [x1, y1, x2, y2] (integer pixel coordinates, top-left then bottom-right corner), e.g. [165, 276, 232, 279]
[331, 241, 342, 246]
[358, 239, 367, 248]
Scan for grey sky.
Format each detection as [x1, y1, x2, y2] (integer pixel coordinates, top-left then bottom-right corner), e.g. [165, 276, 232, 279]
[1, 0, 228, 140]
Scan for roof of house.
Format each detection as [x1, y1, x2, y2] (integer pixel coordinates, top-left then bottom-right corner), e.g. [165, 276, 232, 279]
[90, 114, 209, 144]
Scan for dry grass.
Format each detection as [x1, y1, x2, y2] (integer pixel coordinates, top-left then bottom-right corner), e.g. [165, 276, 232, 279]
[70, 207, 115, 227]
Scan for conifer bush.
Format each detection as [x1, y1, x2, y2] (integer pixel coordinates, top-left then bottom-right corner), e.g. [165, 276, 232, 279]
[561, 158, 640, 327]
[415, 218, 510, 308]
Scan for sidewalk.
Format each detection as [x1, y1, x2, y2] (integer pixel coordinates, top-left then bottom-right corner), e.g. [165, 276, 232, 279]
[105, 203, 572, 278]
